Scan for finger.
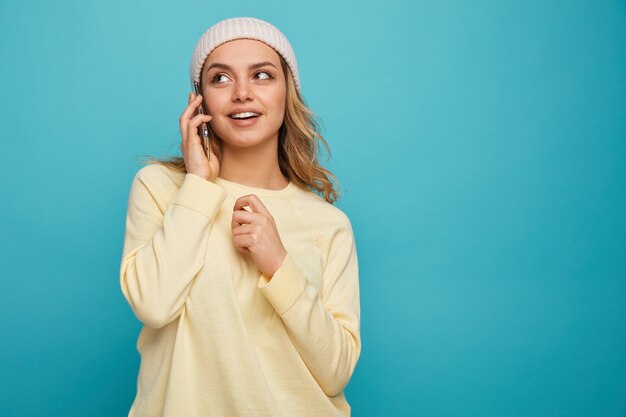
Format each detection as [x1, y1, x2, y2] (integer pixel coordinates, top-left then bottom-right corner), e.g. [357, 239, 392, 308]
[235, 246, 250, 254]
[233, 234, 254, 253]
[233, 194, 269, 215]
[231, 209, 255, 230]
[232, 223, 257, 236]
[186, 115, 213, 148]
[188, 113, 213, 129]
[179, 95, 204, 130]
[180, 94, 202, 148]
[182, 95, 202, 122]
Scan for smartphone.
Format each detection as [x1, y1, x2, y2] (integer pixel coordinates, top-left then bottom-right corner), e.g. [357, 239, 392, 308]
[193, 81, 210, 161]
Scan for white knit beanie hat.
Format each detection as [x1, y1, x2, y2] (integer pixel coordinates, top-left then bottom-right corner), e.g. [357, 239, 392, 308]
[189, 17, 301, 94]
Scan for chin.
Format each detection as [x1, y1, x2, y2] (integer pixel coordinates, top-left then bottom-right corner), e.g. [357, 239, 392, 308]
[218, 132, 273, 148]
[214, 125, 280, 148]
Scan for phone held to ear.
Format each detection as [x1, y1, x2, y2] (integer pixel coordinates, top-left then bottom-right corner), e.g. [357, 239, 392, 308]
[193, 81, 211, 161]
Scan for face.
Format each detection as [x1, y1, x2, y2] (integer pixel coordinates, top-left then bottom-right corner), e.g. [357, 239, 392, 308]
[200, 39, 287, 149]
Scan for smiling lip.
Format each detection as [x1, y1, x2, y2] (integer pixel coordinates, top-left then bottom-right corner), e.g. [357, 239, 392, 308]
[229, 114, 261, 127]
[228, 108, 262, 117]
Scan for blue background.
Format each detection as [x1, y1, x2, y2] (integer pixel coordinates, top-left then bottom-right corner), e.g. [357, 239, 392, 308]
[1, 0, 625, 416]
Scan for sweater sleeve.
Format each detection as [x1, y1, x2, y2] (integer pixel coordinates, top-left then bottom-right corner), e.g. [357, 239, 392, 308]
[257, 215, 361, 397]
[119, 166, 227, 329]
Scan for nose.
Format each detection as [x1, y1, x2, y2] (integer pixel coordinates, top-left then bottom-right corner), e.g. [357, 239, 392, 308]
[231, 79, 254, 102]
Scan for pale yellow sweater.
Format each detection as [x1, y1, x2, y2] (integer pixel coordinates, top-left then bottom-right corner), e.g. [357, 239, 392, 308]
[119, 164, 361, 417]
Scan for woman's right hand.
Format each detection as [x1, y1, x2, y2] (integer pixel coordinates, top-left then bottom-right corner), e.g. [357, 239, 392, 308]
[179, 92, 220, 182]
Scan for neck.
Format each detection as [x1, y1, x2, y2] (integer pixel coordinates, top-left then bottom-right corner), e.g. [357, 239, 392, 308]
[217, 135, 289, 190]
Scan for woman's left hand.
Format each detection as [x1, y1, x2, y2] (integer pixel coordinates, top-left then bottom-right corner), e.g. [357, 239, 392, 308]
[231, 194, 287, 279]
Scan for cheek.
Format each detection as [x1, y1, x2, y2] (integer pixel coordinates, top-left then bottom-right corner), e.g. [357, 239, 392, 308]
[277, 99, 287, 124]
[205, 99, 227, 123]
[267, 90, 287, 119]
[204, 101, 223, 130]
[203, 98, 217, 115]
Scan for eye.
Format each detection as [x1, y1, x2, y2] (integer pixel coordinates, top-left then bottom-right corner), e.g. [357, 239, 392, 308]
[211, 73, 229, 84]
[210, 71, 273, 84]
[255, 71, 273, 80]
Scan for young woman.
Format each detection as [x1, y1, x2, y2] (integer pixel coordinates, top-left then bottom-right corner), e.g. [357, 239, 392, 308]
[119, 17, 361, 417]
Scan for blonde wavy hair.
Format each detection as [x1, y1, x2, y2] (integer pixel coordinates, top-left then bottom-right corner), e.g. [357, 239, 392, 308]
[138, 56, 341, 204]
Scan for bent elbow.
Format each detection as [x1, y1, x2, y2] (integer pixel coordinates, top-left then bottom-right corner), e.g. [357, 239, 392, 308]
[320, 380, 346, 398]
[320, 367, 353, 397]
[119, 262, 183, 329]
[135, 305, 181, 329]
[320, 352, 358, 397]
[321, 339, 361, 397]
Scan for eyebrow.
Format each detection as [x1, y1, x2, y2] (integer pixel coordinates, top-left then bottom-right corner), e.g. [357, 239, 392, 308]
[205, 61, 278, 73]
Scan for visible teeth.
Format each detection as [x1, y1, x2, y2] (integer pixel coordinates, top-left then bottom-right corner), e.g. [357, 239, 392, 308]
[231, 112, 259, 119]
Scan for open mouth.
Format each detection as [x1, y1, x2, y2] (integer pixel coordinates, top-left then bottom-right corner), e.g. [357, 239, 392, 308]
[229, 112, 260, 120]
[228, 112, 261, 127]
[230, 115, 259, 120]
